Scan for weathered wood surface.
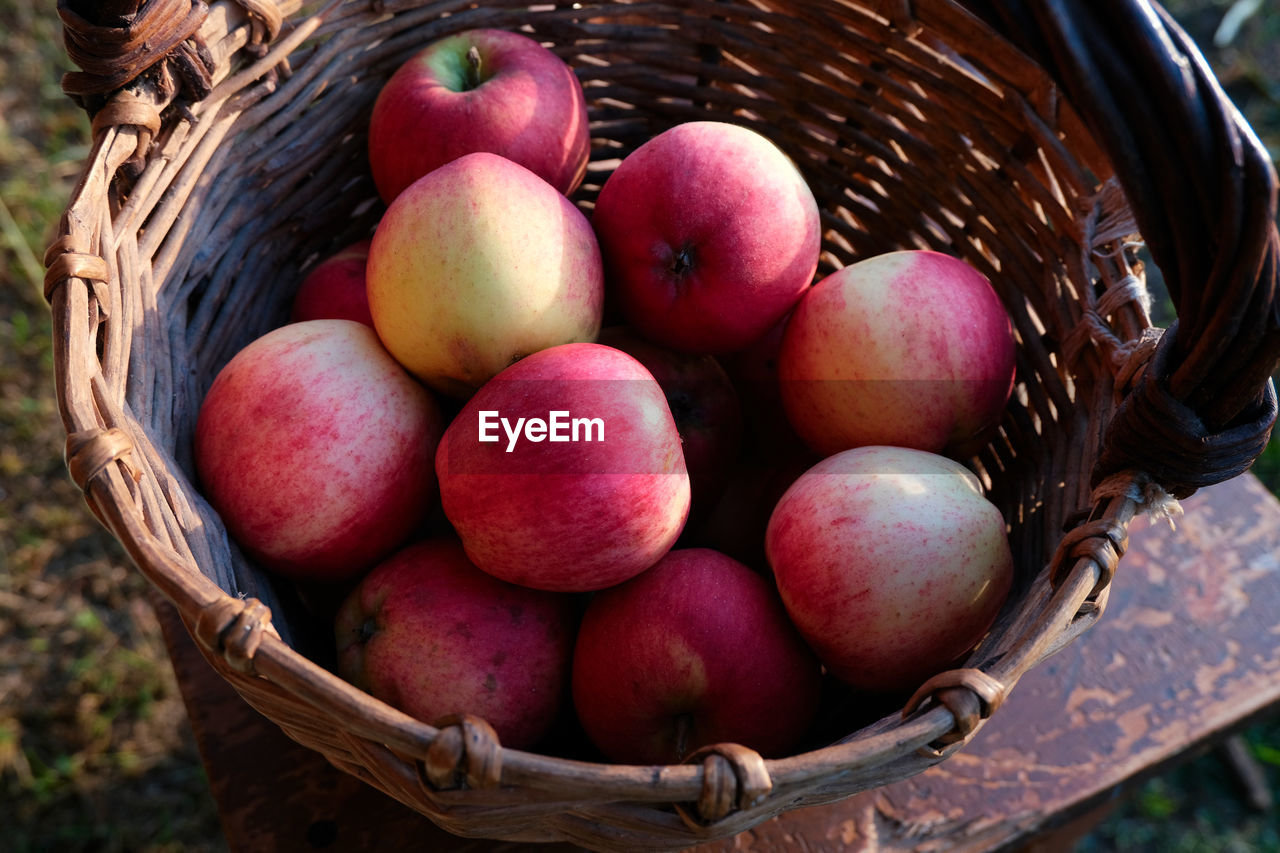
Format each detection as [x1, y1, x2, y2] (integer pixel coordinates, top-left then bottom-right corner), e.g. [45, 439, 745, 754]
[156, 472, 1280, 852]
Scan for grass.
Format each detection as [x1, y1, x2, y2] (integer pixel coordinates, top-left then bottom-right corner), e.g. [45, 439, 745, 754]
[0, 3, 226, 850]
[0, 2, 1276, 851]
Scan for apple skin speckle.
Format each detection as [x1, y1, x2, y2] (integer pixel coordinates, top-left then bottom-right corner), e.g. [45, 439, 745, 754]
[778, 250, 1016, 457]
[335, 538, 576, 750]
[766, 445, 1013, 693]
[194, 320, 444, 583]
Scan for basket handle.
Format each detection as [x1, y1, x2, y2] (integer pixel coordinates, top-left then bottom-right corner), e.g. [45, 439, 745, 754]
[57, 0, 283, 110]
[956, 0, 1280, 498]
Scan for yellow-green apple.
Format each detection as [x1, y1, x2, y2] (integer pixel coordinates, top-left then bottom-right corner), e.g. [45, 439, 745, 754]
[290, 239, 374, 327]
[335, 537, 576, 749]
[368, 28, 589, 204]
[591, 121, 821, 354]
[367, 152, 604, 397]
[194, 320, 443, 582]
[570, 548, 822, 764]
[765, 445, 1014, 693]
[435, 342, 690, 592]
[597, 326, 742, 521]
[778, 250, 1016, 456]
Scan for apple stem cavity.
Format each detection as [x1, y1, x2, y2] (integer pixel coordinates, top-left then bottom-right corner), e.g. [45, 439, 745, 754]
[670, 245, 696, 279]
[674, 712, 693, 761]
[465, 45, 484, 90]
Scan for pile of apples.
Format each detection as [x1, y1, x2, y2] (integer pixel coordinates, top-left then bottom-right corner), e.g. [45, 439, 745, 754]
[193, 28, 1019, 765]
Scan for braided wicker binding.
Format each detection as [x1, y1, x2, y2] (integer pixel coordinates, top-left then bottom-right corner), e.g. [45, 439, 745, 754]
[47, 1, 1279, 849]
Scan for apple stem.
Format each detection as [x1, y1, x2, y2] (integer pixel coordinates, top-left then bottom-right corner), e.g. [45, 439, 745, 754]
[465, 45, 483, 90]
[671, 245, 695, 278]
[674, 713, 693, 762]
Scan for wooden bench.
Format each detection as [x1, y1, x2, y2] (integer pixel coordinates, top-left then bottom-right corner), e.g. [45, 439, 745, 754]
[156, 471, 1280, 851]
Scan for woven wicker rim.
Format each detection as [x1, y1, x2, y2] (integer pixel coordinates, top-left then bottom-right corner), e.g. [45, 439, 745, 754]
[47, 0, 1279, 848]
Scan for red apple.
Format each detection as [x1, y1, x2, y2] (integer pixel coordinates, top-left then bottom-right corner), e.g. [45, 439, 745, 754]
[778, 250, 1016, 457]
[335, 538, 577, 750]
[290, 239, 374, 327]
[720, 308, 812, 456]
[367, 152, 604, 397]
[571, 548, 822, 764]
[436, 342, 690, 592]
[596, 326, 742, 520]
[591, 121, 821, 355]
[685, 448, 816, 573]
[686, 312, 820, 568]
[766, 445, 1014, 694]
[368, 28, 589, 204]
[194, 320, 443, 582]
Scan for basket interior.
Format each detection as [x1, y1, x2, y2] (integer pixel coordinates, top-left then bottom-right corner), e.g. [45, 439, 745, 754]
[115, 0, 1140, 735]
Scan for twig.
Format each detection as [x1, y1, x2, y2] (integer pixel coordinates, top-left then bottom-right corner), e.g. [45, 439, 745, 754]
[0, 190, 46, 300]
[1214, 0, 1263, 48]
[1218, 733, 1274, 813]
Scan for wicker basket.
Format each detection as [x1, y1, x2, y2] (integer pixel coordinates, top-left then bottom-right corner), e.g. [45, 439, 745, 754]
[47, 0, 1279, 849]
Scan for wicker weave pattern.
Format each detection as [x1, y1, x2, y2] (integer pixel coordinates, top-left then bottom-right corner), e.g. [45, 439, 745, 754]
[47, 1, 1279, 849]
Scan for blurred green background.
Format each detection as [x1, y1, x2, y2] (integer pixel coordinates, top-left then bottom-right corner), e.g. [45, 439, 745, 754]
[1, 2, 1278, 851]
